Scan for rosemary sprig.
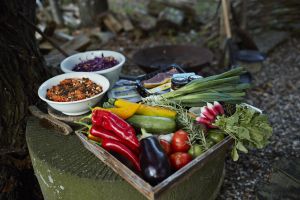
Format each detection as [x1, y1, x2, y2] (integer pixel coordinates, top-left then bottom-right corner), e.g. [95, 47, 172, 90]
[143, 97, 209, 150]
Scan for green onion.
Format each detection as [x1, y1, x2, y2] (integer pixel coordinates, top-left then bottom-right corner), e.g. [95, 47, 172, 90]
[143, 67, 251, 107]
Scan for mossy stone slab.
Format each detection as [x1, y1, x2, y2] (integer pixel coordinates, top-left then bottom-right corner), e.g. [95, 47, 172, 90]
[26, 117, 225, 200]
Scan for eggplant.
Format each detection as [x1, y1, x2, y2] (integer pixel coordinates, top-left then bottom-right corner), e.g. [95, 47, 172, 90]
[139, 128, 172, 186]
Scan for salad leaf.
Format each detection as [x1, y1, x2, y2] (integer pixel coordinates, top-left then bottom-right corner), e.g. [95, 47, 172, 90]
[231, 146, 239, 161]
[214, 105, 272, 161]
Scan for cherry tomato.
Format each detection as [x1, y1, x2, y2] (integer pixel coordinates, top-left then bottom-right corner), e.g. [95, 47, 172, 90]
[169, 152, 193, 170]
[188, 144, 203, 158]
[171, 129, 190, 152]
[159, 139, 172, 155]
[207, 132, 225, 143]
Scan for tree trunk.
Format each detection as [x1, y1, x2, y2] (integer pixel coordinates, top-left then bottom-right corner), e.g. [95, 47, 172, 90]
[78, 0, 109, 27]
[0, 0, 50, 199]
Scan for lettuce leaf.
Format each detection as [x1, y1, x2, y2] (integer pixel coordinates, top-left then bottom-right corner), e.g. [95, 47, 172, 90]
[214, 104, 272, 161]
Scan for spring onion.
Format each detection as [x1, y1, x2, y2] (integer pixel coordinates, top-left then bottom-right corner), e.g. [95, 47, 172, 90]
[143, 67, 251, 107]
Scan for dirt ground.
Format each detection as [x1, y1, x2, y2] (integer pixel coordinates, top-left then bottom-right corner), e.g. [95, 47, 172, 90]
[101, 33, 300, 199]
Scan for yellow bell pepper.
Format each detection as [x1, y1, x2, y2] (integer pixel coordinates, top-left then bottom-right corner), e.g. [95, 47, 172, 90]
[112, 99, 177, 119]
[93, 103, 141, 119]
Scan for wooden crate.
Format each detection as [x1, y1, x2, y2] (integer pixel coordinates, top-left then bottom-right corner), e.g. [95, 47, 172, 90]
[76, 131, 233, 200]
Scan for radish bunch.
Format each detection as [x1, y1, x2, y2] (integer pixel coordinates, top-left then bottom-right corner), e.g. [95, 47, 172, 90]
[196, 101, 224, 128]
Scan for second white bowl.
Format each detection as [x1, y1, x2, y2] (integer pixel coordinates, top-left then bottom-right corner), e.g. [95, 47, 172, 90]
[60, 50, 125, 89]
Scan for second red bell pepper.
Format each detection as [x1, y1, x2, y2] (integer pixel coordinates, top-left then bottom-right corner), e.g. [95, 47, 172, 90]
[102, 139, 141, 172]
[92, 110, 140, 151]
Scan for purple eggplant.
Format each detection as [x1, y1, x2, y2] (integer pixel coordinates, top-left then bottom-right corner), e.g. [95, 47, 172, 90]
[139, 128, 172, 186]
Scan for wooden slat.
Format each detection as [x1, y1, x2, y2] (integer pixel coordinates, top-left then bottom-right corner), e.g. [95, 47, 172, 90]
[153, 137, 232, 198]
[45, 34, 91, 67]
[48, 34, 91, 56]
[76, 132, 154, 199]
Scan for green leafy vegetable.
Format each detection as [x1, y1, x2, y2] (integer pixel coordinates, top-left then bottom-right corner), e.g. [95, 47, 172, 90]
[213, 105, 272, 161]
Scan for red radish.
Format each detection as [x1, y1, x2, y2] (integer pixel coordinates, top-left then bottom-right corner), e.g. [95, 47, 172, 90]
[196, 117, 211, 125]
[200, 113, 212, 123]
[196, 117, 217, 128]
[207, 124, 217, 128]
[197, 102, 225, 129]
[200, 106, 215, 121]
[213, 101, 224, 115]
[207, 102, 219, 116]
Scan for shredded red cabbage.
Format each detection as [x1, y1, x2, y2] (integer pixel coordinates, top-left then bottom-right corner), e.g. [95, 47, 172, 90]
[73, 54, 119, 72]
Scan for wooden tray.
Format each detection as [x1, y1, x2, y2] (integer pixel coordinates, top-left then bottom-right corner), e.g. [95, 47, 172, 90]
[75, 131, 232, 200]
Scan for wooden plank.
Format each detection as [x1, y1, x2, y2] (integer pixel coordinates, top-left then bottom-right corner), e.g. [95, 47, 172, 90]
[28, 106, 73, 135]
[76, 130, 232, 200]
[153, 137, 232, 199]
[256, 169, 300, 199]
[76, 132, 154, 200]
[45, 49, 77, 67]
[116, 13, 134, 31]
[273, 158, 300, 183]
[48, 34, 91, 57]
[103, 13, 123, 33]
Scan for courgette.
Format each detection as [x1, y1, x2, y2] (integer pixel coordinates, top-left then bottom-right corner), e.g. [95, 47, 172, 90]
[127, 115, 176, 134]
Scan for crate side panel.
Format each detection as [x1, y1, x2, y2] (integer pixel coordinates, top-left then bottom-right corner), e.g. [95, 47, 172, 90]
[156, 148, 226, 200]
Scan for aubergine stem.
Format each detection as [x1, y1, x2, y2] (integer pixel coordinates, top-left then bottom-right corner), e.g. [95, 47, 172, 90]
[140, 128, 152, 140]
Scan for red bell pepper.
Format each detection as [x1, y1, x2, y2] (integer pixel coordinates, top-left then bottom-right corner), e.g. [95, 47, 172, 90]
[102, 139, 141, 172]
[90, 125, 122, 142]
[92, 110, 140, 151]
[76, 121, 122, 142]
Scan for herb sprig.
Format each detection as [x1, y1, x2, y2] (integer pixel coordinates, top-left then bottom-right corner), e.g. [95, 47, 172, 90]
[143, 98, 209, 150]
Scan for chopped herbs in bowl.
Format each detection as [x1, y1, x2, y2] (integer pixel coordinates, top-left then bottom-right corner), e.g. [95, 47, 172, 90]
[73, 55, 119, 72]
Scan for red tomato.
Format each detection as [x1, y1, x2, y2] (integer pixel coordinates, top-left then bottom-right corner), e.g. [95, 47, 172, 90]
[171, 129, 190, 152]
[169, 152, 193, 170]
[159, 139, 172, 155]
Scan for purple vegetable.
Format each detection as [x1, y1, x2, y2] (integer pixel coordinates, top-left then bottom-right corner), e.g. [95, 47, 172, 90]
[73, 54, 119, 72]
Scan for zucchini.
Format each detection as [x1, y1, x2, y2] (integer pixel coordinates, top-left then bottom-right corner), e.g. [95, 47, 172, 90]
[127, 115, 176, 134]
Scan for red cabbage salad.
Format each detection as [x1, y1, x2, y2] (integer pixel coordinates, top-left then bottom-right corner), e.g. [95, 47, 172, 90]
[73, 54, 119, 72]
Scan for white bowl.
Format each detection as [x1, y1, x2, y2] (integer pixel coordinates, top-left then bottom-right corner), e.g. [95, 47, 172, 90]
[60, 50, 125, 89]
[38, 72, 110, 116]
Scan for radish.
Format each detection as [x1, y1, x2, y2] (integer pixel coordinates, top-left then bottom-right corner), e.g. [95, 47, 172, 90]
[200, 107, 215, 121]
[196, 117, 217, 128]
[207, 102, 219, 116]
[197, 101, 225, 129]
[158, 133, 174, 143]
[196, 117, 211, 126]
[213, 101, 224, 115]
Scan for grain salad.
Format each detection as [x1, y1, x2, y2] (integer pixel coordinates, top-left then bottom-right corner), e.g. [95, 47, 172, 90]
[46, 78, 102, 102]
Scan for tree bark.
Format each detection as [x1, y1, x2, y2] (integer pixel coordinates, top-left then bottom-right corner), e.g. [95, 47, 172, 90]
[0, 0, 49, 199]
[78, 0, 109, 27]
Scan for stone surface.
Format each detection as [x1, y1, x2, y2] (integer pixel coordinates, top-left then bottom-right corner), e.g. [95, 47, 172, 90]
[253, 31, 290, 54]
[26, 117, 226, 200]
